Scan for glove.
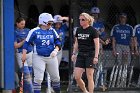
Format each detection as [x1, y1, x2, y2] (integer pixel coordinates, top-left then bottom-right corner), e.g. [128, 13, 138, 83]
[50, 49, 58, 57]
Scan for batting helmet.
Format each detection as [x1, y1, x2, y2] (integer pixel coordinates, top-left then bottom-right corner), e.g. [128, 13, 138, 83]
[91, 7, 100, 14]
[39, 13, 54, 25]
[54, 15, 63, 23]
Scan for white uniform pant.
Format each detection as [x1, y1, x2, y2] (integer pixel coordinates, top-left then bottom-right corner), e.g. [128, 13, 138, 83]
[116, 44, 131, 65]
[32, 54, 60, 83]
[16, 51, 33, 68]
[57, 49, 62, 66]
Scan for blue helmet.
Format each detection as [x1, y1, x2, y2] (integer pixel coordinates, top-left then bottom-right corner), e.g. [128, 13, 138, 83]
[91, 7, 100, 14]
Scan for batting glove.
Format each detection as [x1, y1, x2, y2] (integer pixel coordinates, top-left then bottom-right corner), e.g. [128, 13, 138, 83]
[50, 49, 58, 57]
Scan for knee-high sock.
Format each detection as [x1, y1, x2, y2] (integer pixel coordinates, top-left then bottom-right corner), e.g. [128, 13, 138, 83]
[33, 82, 41, 93]
[28, 66, 33, 75]
[52, 82, 60, 93]
[23, 66, 33, 93]
[28, 66, 33, 81]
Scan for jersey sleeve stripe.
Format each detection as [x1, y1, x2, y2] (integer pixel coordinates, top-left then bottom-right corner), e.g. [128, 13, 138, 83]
[52, 28, 59, 38]
[110, 25, 116, 36]
[26, 27, 40, 42]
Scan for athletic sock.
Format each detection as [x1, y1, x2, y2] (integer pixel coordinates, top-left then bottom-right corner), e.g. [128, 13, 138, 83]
[33, 82, 41, 93]
[52, 82, 61, 93]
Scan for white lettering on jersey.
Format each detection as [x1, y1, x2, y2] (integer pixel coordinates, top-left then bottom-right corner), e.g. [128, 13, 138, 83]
[116, 29, 130, 34]
[42, 40, 50, 45]
[37, 35, 53, 39]
[78, 34, 90, 40]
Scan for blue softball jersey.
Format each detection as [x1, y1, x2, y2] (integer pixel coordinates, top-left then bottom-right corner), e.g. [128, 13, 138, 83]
[23, 27, 61, 57]
[111, 24, 133, 45]
[54, 24, 68, 48]
[133, 24, 140, 46]
[93, 21, 106, 39]
[14, 28, 32, 53]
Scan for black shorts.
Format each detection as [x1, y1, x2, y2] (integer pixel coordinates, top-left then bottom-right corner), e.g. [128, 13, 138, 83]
[75, 52, 97, 69]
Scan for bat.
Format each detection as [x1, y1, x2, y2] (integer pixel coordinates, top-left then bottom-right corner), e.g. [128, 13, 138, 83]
[127, 53, 134, 87]
[112, 66, 119, 88]
[137, 74, 140, 88]
[47, 72, 51, 93]
[19, 62, 24, 93]
[94, 63, 101, 88]
[108, 65, 116, 88]
[116, 65, 122, 88]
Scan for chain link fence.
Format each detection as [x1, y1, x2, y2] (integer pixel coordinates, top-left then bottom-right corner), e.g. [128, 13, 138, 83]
[69, 0, 140, 92]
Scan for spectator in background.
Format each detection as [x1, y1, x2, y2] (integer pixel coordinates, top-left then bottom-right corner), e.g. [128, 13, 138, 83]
[110, 13, 133, 65]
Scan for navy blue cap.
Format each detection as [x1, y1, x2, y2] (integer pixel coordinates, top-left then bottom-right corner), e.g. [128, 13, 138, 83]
[119, 13, 127, 17]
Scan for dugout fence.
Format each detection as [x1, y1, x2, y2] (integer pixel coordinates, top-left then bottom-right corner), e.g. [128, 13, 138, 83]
[67, 0, 140, 92]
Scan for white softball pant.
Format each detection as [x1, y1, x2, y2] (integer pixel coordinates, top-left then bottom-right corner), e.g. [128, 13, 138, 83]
[16, 51, 33, 68]
[116, 44, 131, 65]
[32, 54, 60, 83]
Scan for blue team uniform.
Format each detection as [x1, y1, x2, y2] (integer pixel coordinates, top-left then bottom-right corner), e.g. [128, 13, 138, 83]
[14, 28, 32, 53]
[93, 21, 106, 39]
[93, 21, 104, 31]
[23, 27, 61, 93]
[23, 27, 61, 57]
[111, 24, 133, 45]
[14, 27, 33, 93]
[133, 24, 140, 46]
[54, 24, 68, 48]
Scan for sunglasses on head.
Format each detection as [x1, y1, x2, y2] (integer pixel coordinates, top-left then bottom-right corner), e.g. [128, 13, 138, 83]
[79, 19, 86, 21]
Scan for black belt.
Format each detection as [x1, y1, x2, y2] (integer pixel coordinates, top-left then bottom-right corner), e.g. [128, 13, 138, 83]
[38, 54, 50, 57]
[18, 51, 32, 54]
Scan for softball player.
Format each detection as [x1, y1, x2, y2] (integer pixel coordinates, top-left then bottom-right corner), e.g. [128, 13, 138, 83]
[53, 15, 68, 65]
[14, 17, 33, 92]
[91, 7, 109, 50]
[91, 7, 109, 89]
[110, 13, 133, 65]
[45, 15, 68, 92]
[133, 24, 140, 55]
[22, 13, 61, 93]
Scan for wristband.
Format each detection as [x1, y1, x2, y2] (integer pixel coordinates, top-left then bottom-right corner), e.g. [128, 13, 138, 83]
[54, 49, 58, 52]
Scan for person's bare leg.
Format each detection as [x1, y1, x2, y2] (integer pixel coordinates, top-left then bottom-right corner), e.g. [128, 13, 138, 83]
[86, 68, 94, 93]
[74, 67, 89, 93]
